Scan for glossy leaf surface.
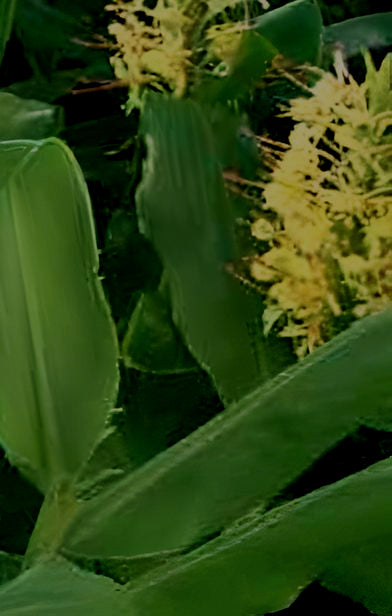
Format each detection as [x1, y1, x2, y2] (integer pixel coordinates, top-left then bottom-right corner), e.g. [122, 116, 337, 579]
[63, 309, 392, 558]
[125, 456, 392, 616]
[323, 12, 392, 57]
[253, 0, 323, 64]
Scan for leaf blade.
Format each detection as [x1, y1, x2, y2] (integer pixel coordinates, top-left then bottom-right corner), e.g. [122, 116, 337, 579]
[63, 309, 392, 559]
[0, 138, 118, 492]
[124, 456, 392, 616]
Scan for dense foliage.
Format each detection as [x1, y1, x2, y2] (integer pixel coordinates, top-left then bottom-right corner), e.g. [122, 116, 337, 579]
[0, 1, 391, 614]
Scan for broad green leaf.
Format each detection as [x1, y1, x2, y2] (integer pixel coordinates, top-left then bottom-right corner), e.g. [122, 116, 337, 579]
[252, 0, 323, 65]
[0, 0, 17, 67]
[122, 273, 198, 374]
[124, 456, 392, 616]
[0, 559, 127, 615]
[0, 138, 118, 493]
[62, 309, 392, 559]
[135, 94, 273, 404]
[0, 93, 63, 141]
[323, 12, 392, 58]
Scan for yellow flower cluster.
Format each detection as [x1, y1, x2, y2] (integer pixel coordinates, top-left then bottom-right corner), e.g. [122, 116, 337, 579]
[250, 53, 392, 358]
[106, 0, 194, 107]
[106, 0, 256, 107]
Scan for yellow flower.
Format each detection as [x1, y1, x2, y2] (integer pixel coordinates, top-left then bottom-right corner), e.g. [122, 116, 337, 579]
[247, 52, 392, 358]
[106, 0, 194, 106]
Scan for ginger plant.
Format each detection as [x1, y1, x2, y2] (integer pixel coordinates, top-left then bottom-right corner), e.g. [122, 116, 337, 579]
[244, 52, 391, 358]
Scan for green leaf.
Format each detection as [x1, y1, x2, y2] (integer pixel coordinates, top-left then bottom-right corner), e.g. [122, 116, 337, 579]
[62, 309, 392, 559]
[124, 456, 392, 616]
[323, 12, 392, 58]
[0, 138, 118, 493]
[0, 559, 126, 615]
[135, 94, 273, 404]
[122, 273, 198, 374]
[0, 93, 63, 141]
[0, 0, 17, 67]
[252, 0, 323, 65]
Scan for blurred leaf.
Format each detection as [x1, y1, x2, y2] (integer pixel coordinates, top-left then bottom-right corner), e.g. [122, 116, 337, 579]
[252, 0, 323, 65]
[124, 456, 392, 616]
[14, 0, 100, 76]
[122, 273, 198, 374]
[1, 71, 85, 103]
[62, 309, 392, 559]
[0, 93, 63, 140]
[226, 31, 278, 96]
[52, 0, 108, 20]
[323, 12, 392, 58]
[1, 55, 113, 102]
[207, 107, 260, 179]
[0, 559, 126, 614]
[135, 94, 273, 404]
[0, 0, 17, 67]
[194, 0, 322, 105]
[0, 138, 118, 493]
[194, 32, 277, 105]
[0, 552, 23, 585]
[61, 116, 135, 185]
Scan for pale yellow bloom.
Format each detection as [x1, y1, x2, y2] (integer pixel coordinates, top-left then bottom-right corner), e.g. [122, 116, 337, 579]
[107, 0, 194, 106]
[248, 52, 392, 358]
